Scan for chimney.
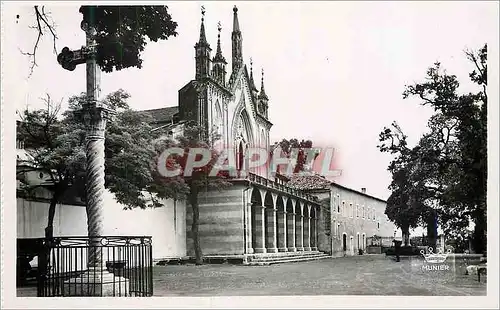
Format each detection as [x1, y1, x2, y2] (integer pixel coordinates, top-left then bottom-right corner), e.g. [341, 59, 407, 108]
[361, 188, 366, 194]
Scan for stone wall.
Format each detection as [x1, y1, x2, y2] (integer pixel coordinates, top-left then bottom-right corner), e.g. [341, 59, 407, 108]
[186, 184, 246, 257]
[313, 191, 333, 254]
[17, 188, 187, 260]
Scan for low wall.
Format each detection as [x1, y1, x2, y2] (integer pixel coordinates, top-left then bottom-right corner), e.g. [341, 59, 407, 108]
[17, 189, 187, 260]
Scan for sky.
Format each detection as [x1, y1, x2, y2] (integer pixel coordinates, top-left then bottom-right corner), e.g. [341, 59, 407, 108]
[3, 1, 498, 202]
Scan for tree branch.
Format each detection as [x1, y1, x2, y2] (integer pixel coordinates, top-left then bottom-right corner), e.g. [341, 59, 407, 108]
[21, 6, 58, 77]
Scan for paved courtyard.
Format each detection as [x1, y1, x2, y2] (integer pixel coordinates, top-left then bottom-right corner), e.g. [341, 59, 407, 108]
[17, 254, 486, 297]
[153, 255, 486, 296]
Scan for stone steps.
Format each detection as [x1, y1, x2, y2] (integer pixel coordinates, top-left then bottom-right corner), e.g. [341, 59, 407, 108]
[246, 251, 330, 265]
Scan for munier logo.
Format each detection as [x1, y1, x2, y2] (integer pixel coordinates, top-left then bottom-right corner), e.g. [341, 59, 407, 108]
[420, 247, 452, 264]
[419, 247, 454, 272]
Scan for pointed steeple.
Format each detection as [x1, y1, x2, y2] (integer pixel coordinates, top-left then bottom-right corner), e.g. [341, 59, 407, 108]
[213, 21, 226, 63]
[259, 68, 268, 100]
[212, 21, 227, 86]
[249, 57, 258, 92]
[198, 6, 208, 45]
[231, 5, 243, 71]
[195, 5, 212, 80]
[233, 5, 240, 33]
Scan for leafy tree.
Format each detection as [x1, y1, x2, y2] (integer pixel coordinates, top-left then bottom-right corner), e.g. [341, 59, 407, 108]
[17, 90, 161, 238]
[275, 138, 316, 174]
[151, 124, 232, 265]
[378, 44, 487, 253]
[378, 123, 422, 246]
[21, 5, 178, 74]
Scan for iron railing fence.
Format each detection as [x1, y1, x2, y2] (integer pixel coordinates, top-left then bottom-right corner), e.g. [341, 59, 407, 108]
[17, 236, 153, 297]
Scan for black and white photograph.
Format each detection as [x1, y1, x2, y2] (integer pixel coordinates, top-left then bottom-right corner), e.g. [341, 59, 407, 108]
[1, 1, 498, 309]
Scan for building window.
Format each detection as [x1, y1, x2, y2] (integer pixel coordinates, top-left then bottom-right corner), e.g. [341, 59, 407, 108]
[377, 221, 380, 230]
[362, 205, 365, 219]
[373, 208, 376, 221]
[350, 203, 353, 218]
[356, 204, 359, 218]
[342, 201, 345, 216]
[337, 195, 340, 213]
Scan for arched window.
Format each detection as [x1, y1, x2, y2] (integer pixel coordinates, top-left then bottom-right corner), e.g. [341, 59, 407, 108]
[214, 101, 223, 138]
[237, 141, 244, 172]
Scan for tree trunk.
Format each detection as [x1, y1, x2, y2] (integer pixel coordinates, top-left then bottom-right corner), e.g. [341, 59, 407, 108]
[472, 205, 487, 254]
[426, 210, 437, 250]
[188, 185, 203, 265]
[44, 190, 61, 239]
[401, 225, 410, 247]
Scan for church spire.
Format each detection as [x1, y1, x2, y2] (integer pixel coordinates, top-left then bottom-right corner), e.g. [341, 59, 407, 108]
[212, 21, 227, 86]
[195, 5, 211, 80]
[249, 57, 258, 93]
[231, 5, 243, 71]
[233, 5, 240, 32]
[198, 6, 208, 45]
[213, 21, 225, 63]
[259, 68, 268, 100]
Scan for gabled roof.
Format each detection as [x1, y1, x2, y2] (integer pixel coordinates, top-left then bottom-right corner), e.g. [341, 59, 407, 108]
[141, 106, 179, 125]
[286, 174, 332, 191]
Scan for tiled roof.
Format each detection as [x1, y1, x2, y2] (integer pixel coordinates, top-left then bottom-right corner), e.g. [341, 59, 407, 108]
[141, 106, 179, 124]
[286, 174, 332, 191]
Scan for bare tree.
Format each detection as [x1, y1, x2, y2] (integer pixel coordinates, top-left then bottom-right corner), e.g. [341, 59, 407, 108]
[20, 6, 58, 76]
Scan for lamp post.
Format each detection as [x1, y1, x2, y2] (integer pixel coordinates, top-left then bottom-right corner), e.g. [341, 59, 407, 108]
[57, 21, 122, 296]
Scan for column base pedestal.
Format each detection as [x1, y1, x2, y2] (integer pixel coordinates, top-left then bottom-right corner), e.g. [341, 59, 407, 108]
[311, 247, 318, 251]
[62, 267, 130, 297]
[287, 247, 297, 252]
[254, 248, 267, 253]
[266, 248, 279, 253]
[278, 247, 288, 252]
[296, 247, 304, 251]
[246, 248, 254, 254]
[304, 247, 312, 251]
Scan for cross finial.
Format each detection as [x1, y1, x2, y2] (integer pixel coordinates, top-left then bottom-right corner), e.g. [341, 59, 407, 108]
[217, 21, 222, 32]
[201, 5, 206, 16]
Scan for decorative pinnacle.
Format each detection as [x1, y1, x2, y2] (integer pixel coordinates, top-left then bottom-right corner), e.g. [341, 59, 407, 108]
[213, 21, 226, 64]
[249, 57, 257, 92]
[198, 5, 208, 45]
[232, 5, 240, 32]
[259, 67, 268, 100]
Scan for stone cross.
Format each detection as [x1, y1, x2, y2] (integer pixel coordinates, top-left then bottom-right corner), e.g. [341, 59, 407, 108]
[57, 21, 115, 269]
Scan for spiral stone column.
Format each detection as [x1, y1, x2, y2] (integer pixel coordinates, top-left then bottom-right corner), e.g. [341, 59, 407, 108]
[61, 22, 128, 297]
[81, 24, 115, 269]
[84, 108, 113, 267]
